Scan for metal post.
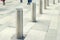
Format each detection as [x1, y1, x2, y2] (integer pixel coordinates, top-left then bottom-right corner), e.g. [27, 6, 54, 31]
[58, 0, 60, 3]
[47, 0, 49, 6]
[32, 3, 36, 22]
[16, 8, 23, 39]
[44, 0, 47, 9]
[53, 0, 55, 4]
[40, 0, 42, 14]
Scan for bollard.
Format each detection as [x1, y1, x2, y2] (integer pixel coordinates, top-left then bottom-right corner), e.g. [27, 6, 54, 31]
[40, 0, 42, 14]
[47, 0, 49, 6]
[16, 8, 23, 39]
[32, 3, 36, 22]
[44, 0, 47, 9]
[58, 0, 60, 3]
[53, 0, 55, 4]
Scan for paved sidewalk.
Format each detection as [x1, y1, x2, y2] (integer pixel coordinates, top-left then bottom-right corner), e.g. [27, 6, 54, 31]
[0, 0, 60, 40]
[0, 3, 60, 40]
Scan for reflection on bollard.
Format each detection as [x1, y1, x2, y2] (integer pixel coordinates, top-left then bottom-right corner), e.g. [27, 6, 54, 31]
[53, 0, 55, 4]
[16, 8, 23, 39]
[44, 0, 47, 9]
[40, 0, 42, 14]
[32, 3, 36, 22]
[47, 0, 49, 6]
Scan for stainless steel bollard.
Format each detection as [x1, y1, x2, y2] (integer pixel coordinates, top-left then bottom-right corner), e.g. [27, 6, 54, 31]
[16, 8, 23, 39]
[44, 0, 47, 9]
[58, 0, 60, 3]
[53, 0, 55, 4]
[47, 0, 49, 6]
[40, 0, 42, 14]
[32, 3, 36, 22]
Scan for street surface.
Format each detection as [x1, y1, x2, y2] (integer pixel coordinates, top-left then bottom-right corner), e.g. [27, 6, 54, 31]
[0, 0, 60, 40]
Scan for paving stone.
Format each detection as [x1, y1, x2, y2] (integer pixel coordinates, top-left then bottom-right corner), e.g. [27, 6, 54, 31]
[31, 20, 50, 32]
[44, 29, 57, 40]
[25, 30, 46, 40]
[49, 15, 58, 29]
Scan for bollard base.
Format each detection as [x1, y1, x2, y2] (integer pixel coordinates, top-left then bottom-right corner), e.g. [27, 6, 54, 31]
[32, 21, 37, 22]
[40, 13, 43, 14]
[11, 35, 25, 40]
